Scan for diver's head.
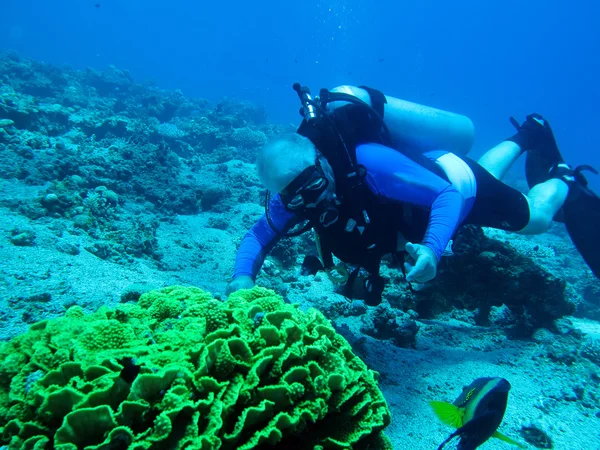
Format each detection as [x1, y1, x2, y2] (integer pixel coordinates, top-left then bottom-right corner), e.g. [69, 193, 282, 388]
[257, 133, 336, 211]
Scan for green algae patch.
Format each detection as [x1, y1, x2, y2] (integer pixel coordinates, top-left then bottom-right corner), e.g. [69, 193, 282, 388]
[0, 286, 391, 449]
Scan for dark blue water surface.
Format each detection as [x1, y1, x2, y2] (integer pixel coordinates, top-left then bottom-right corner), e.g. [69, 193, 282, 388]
[2, 0, 599, 185]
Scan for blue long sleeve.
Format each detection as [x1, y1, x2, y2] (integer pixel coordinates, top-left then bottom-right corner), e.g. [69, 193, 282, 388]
[422, 185, 464, 260]
[233, 195, 299, 279]
[356, 143, 467, 260]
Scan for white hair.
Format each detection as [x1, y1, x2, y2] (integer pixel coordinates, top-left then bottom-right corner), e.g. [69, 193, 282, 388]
[257, 134, 317, 193]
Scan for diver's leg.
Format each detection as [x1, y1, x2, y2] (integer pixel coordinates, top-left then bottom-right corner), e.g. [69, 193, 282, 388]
[476, 141, 522, 181]
[517, 178, 569, 234]
[465, 160, 568, 236]
[462, 157, 531, 232]
[478, 113, 558, 181]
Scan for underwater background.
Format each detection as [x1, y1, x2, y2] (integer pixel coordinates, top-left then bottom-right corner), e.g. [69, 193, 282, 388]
[3, 0, 600, 187]
[1, 1, 600, 449]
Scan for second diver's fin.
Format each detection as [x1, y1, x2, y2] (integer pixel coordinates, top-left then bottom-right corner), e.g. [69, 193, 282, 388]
[561, 166, 600, 278]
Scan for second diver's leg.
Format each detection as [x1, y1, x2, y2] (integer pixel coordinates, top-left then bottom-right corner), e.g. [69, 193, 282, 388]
[477, 141, 522, 181]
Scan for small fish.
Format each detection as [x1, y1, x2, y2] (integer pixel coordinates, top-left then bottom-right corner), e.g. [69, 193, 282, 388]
[294, 58, 298, 63]
[301, 255, 324, 276]
[430, 377, 526, 450]
[378, 58, 385, 63]
[95, 3, 101, 7]
[118, 357, 141, 384]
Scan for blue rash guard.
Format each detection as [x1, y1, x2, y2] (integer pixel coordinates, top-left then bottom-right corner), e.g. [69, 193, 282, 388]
[233, 144, 474, 280]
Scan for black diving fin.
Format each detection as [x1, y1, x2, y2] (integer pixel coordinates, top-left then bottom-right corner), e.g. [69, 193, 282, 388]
[530, 158, 600, 277]
[524, 133, 564, 190]
[509, 115, 599, 277]
[507, 114, 564, 189]
[562, 166, 600, 278]
[509, 114, 567, 222]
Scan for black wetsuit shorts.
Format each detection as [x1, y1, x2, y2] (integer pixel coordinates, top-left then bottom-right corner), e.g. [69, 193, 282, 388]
[461, 157, 530, 231]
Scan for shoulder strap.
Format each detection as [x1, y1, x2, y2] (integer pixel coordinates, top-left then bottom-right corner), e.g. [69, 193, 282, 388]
[358, 85, 387, 119]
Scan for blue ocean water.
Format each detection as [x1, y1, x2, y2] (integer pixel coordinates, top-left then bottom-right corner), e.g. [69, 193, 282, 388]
[2, 0, 599, 188]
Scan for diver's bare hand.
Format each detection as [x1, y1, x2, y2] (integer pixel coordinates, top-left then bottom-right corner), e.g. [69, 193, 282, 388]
[225, 275, 255, 296]
[404, 242, 438, 283]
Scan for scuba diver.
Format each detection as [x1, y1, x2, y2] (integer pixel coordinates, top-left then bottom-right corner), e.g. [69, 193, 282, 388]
[226, 84, 599, 306]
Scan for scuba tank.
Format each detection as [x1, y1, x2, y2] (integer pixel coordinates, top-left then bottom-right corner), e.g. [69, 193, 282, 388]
[327, 85, 475, 156]
[293, 83, 477, 214]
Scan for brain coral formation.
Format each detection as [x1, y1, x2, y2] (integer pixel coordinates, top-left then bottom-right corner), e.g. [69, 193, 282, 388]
[0, 286, 391, 449]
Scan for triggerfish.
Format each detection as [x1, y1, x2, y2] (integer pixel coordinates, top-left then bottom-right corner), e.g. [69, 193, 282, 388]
[429, 377, 526, 449]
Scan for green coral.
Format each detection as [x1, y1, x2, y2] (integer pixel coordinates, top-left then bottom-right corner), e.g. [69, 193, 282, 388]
[0, 286, 391, 449]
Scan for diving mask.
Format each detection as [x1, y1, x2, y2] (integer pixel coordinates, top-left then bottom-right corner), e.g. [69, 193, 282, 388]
[280, 159, 333, 211]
